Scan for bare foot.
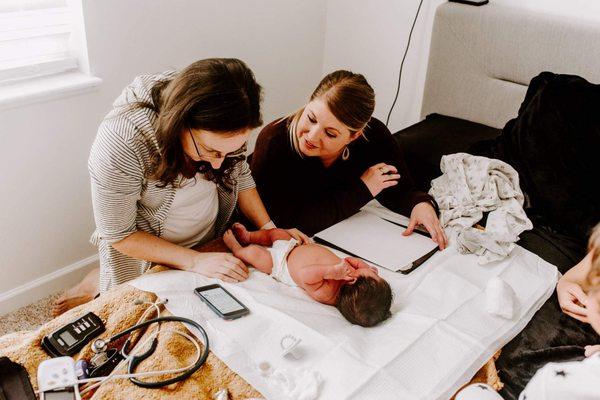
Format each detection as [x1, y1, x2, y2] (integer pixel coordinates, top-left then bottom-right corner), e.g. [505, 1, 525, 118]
[53, 267, 99, 317]
[223, 229, 243, 255]
[231, 223, 251, 245]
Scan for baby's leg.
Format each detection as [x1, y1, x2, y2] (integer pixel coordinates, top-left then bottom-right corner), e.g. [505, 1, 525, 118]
[232, 222, 292, 246]
[223, 230, 273, 274]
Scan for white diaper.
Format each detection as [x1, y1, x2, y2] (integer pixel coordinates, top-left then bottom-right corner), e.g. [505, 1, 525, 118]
[268, 238, 299, 287]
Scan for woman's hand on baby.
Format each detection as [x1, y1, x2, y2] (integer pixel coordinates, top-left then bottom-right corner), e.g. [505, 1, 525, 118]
[190, 252, 249, 283]
[403, 201, 448, 250]
[557, 280, 589, 323]
[360, 163, 400, 197]
[283, 228, 312, 244]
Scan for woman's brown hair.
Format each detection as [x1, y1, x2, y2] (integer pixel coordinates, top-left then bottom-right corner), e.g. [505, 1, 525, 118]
[130, 58, 262, 188]
[288, 70, 375, 155]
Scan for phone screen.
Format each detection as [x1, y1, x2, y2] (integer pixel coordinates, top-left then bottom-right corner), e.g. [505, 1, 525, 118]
[44, 390, 76, 400]
[198, 287, 246, 315]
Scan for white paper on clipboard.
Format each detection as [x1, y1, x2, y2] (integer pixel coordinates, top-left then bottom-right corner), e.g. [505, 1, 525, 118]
[314, 210, 438, 272]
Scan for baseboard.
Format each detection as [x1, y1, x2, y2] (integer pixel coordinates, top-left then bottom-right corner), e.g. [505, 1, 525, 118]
[0, 254, 99, 315]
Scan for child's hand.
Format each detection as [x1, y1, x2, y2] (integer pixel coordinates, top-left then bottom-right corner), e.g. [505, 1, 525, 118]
[345, 257, 378, 274]
[327, 260, 355, 282]
[557, 280, 589, 323]
[585, 345, 600, 357]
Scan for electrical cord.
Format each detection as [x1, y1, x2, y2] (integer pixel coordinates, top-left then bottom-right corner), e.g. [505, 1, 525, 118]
[385, 0, 425, 127]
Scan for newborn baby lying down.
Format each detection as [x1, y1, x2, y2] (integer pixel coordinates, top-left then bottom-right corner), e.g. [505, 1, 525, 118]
[223, 223, 393, 327]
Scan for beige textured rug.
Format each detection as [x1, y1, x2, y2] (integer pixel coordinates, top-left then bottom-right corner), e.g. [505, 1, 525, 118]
[0, 293, 60, 336]
[0, 277, 262, 399]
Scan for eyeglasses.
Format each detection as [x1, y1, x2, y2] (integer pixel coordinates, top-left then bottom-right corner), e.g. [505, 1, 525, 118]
[188, 128, 243, 160]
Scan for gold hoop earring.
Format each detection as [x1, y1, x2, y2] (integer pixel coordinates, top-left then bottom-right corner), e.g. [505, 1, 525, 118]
[342, 146, 350, 161]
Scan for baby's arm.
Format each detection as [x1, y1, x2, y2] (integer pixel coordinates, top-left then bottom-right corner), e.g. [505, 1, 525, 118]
[297, 262, 352, 305]
[297, 260, 355, 285]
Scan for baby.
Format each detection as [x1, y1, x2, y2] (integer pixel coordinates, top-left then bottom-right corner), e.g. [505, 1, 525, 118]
[223, 223, 392, 327]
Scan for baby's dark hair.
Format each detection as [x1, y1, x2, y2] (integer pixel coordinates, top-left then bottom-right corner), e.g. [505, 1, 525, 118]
[336, 276, 392, 327]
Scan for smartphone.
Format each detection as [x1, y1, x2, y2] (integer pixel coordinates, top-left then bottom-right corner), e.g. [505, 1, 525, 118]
[194, 284, 250, 320]
[41, 388, 79, 400]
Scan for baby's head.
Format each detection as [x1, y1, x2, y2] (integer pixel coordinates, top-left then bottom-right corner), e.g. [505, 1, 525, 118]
[336, 275, 393, 327]
[584, 223, 600, 334]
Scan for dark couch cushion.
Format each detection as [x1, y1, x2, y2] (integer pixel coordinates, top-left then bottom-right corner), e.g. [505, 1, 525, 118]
[393, 113, 501, 192]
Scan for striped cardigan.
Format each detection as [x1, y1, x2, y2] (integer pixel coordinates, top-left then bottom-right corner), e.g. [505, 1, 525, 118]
[89, 72, 255, 292]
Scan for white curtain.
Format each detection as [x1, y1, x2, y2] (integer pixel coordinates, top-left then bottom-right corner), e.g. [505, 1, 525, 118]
[0, 0, 77, 83]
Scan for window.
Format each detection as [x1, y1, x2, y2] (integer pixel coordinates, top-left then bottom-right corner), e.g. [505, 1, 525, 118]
[0, 0, 83, 84]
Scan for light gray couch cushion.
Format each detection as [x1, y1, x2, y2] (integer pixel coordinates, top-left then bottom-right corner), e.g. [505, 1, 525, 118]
[421, 0, 600, 128]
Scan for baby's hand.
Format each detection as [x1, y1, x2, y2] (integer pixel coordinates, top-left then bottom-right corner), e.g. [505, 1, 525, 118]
[328, 260, 355, 282]
[585, 345, 600, 357]
[345, 257, 378, 274]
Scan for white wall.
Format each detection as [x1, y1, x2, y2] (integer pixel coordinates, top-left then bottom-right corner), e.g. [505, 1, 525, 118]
[0, 0, 326, 311]
[322, 0, 444, 133]
[0, 0, 447, 313]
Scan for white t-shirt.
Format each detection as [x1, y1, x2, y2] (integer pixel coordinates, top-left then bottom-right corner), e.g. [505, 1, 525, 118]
[162, 173, 218, 248]
[519, 353, 600, 399]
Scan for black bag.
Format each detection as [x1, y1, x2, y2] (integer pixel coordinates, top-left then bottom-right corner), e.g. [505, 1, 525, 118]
[0, 357, 36, 400]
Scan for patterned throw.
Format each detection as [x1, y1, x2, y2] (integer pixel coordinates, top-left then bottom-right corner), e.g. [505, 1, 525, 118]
[430, 153, 533, 264]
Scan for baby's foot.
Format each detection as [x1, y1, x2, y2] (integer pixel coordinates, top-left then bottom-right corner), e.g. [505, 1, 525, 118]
[223, 229, 243, 254]
[231, 223, 251, 245]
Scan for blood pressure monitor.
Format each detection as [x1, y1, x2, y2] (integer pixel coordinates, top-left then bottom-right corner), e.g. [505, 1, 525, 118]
[42, 312, 106, 357]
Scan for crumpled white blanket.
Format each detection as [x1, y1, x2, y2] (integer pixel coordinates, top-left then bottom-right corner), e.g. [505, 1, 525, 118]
[268, 368, 322, 400]
[429, 153, 533, 264]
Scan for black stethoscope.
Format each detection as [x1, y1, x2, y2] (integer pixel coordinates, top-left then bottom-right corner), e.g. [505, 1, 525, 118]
[89, 316, 209, 388]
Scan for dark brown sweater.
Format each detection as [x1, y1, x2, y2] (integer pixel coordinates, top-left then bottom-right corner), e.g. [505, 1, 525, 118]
[250, 117, 434, 235]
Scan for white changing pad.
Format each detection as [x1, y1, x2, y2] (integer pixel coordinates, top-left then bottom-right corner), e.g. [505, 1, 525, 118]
[129, 245, 557, 399]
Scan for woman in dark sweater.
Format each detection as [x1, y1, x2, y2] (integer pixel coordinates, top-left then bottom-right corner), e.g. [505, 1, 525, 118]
[251, 70, 447, 249]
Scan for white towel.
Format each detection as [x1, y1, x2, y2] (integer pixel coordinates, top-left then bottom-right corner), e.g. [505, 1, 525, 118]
[268, 368, 322, 400]
[130, 244, 557, 400]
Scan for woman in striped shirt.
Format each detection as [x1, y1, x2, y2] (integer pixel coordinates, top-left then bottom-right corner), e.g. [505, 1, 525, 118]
[54, 58, 308, 315]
